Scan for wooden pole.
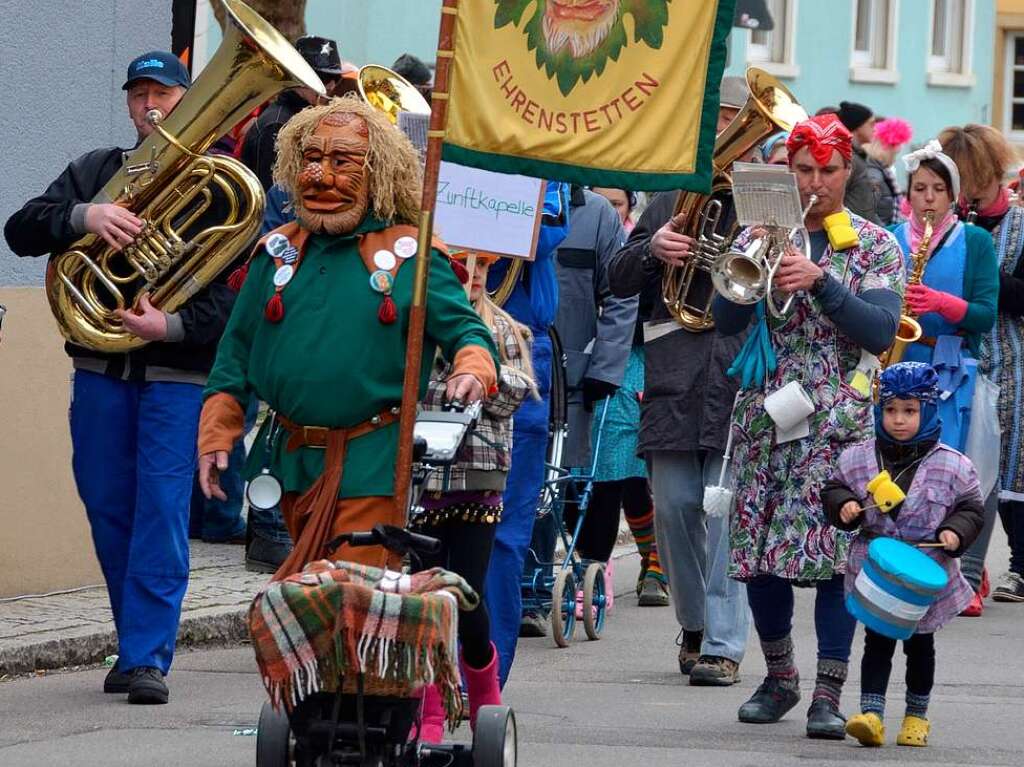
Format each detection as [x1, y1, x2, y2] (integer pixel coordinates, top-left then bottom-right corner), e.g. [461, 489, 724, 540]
[393, 0, 460, 518]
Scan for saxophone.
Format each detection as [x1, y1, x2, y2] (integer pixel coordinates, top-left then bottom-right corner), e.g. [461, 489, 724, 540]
[879, 211, 932, 371]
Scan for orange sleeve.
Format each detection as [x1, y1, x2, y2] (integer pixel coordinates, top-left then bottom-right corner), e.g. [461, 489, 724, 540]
[197, 393, 246, 456]
[452, 344, 498, 397]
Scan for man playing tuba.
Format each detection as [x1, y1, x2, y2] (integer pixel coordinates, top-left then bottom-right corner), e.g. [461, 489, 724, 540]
[3, 52, 239, 705]
[605, 75, 757, 688]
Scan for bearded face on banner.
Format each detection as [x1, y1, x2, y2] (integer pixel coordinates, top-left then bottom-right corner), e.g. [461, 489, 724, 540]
[541, 0, 621, 59]
[494, 0, 670, 95]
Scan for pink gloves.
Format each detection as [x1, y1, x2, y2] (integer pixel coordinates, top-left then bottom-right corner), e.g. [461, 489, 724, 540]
[905, 284, 968, 324]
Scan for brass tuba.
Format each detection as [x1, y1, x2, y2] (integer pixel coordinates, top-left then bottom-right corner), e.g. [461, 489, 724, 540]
[357, 64, 432, 125]
[46, 0, 325, 352]
[662, 67, 807, 331]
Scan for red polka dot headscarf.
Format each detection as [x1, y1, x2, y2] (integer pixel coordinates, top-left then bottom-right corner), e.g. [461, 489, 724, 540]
[786, 114, 853, 166]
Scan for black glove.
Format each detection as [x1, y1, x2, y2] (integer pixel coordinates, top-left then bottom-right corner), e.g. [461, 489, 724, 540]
[582, 377, 618, 412]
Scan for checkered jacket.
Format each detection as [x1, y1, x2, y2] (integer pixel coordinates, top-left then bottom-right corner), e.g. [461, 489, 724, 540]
[422, 312, 533, 493]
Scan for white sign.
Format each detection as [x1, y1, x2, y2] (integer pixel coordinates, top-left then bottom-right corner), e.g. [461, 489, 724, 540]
[434, 162, 546, 260]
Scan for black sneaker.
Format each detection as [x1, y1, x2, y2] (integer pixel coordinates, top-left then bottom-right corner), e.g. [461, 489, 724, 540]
[738, 677, 801, 723]
[127, 667, 169, 705]
[103, 663, 130, 694]
[806, 698, 847, 740]
[993, 571, 1024, 602]
[245, 534, 292, 574]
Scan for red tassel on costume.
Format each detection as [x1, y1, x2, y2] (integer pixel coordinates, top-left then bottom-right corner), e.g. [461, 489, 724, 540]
[227, 263, 249, 292]
[449, 258, 469, 285]
[378, 294, 397, 324]
[264, 293, 284, 323]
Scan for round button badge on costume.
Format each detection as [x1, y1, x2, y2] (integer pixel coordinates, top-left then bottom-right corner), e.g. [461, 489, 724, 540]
[369, 269, 394, 294]
[373, 249, 397, 271]
[273, 264, 295, 287]
[280, 245, 299, 265]
[265, 233, 290, 258]
[394, 236, 417, 259]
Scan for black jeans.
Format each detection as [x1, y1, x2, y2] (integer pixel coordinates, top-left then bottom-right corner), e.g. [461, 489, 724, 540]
[415, 518, 497, 669]
[998, 500, 1024, 575]
[861, 628, 935, 698]
[564, 477, 652, 562]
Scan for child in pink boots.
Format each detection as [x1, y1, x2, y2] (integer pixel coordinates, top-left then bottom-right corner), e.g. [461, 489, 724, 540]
[414, 250, 537, 742]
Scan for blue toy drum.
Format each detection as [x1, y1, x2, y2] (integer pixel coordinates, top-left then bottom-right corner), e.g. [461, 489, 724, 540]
[846, 538, 949, 640]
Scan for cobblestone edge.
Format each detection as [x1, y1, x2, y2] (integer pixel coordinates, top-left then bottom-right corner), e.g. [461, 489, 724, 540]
[0, 607, 250, 678]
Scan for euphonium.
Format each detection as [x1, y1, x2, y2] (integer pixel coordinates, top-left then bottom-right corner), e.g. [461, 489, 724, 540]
[879, 212, 932, 369]
[46, 0, 325, 352]
[661, 67, 807, 331]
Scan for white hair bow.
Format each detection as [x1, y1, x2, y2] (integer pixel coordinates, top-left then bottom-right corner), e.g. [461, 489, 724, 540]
[902, 139, 945, 172]
[902, 139, 961, 202]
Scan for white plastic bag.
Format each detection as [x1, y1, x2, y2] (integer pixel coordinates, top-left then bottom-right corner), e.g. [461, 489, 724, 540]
[966, 373, 1000, 499]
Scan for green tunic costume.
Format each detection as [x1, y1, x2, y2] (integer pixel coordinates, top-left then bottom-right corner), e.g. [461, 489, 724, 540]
[204, 217, 499, 499]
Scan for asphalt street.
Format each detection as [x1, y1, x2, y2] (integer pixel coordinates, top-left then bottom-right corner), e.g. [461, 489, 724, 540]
[1, 538, 1020, 767]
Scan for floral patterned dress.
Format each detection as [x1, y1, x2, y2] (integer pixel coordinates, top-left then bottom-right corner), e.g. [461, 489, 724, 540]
[728, 213, 905, 582]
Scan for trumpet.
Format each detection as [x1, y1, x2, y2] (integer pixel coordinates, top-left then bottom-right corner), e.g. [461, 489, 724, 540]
[711, 194, 817, 318]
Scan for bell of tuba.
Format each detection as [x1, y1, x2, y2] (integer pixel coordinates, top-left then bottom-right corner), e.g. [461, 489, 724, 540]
[46, 0, 325, 352]
[662, 67, 807, 331]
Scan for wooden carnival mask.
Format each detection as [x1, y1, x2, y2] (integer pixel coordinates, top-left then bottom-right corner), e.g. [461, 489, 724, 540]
[295, 113, 370, 235]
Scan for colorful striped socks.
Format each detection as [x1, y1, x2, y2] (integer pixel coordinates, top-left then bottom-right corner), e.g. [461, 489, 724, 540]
[624, 506, 667, 584]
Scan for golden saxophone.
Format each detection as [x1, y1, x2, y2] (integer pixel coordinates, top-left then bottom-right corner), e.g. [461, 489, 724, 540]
[879, 211, 933, 371]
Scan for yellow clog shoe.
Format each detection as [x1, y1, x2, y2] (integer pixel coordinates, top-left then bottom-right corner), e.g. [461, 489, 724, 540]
[896, 715, 930, 747]
[846, 712, 886, 747]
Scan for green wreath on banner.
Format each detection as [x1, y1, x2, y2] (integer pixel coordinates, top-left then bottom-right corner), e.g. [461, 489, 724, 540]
[494, 0, 671, 96]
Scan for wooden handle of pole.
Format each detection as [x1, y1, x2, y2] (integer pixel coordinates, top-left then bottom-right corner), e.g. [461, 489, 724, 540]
[393, 0, 461, 518]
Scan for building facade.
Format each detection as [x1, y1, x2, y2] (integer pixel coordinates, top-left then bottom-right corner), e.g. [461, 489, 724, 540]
[995, 0, 1024, 145]
[723, 0, 995, 144]
[0, 0, 172, 597]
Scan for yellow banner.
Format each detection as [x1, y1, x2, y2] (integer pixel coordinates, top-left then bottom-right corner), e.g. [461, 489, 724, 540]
[443, 0, 736, 191]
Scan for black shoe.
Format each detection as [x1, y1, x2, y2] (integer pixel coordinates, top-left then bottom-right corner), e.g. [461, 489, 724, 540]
[127, 667, 169, 705]
[993, 571, 1024, 602]
[518, 611, 548, 638]
[103, 664, 130, 694]
[738, 677, 801, 723]
[806, 698, 847, 740]
[245, 534, 292, 574]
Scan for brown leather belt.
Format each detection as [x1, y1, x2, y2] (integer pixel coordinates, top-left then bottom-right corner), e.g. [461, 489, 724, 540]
[275, 409, 399, 452]
[270, 407, 401, 580]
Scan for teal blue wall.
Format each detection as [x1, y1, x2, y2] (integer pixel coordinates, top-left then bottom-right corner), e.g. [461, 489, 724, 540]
[723, 1, 995, 143]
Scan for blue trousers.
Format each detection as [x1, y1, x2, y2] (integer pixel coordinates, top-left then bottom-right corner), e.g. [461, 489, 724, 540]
[746, 573, 856, 662]
[485, 333, 551, 688]
[70, 370, 202, 674]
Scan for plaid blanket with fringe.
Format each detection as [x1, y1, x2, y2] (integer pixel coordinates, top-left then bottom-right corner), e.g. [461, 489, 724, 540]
[249, 560, 478, 727]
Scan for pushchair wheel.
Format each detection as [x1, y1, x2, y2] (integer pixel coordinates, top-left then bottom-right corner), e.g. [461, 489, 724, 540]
[550, 569, 576, 648]
[473, 705, 517, 767]
[256, 701, 292, 766]
[582, 562, 606, 640]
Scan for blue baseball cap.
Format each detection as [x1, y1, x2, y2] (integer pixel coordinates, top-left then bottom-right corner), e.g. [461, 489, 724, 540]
[122, 51, 191, 90]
